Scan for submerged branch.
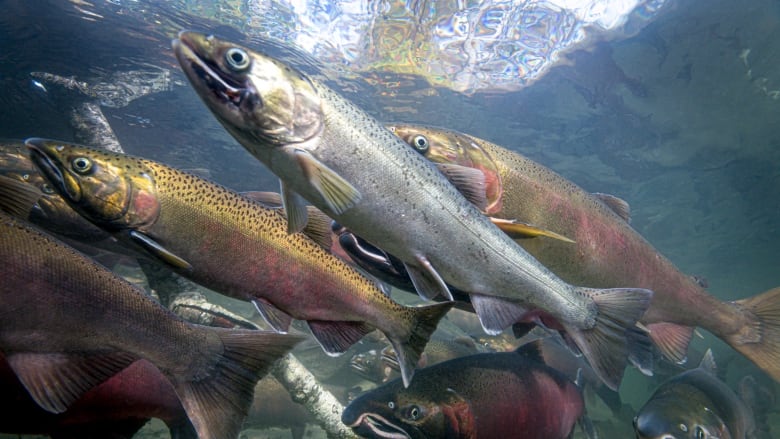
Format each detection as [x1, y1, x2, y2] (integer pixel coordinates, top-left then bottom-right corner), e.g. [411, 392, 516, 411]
[272, 354, 358, 439]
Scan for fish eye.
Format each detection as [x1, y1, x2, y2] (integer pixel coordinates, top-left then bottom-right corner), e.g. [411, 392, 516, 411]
[387, 401, 395, 409]
[411, 135, 429, 153]
[71, 157, 93, 174]
[41, 183, 55, 194]
[225, 47, 250, 71]
[405, 405, 421, 421]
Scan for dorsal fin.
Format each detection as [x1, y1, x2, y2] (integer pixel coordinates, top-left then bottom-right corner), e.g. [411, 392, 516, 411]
[515, 339, 545, 363]
[593, 192, 631, 223]
[699, 348, 717, 374]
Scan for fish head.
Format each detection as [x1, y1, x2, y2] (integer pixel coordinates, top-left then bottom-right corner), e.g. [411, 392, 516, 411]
[387, 124, 503, 214]
[25, 138, 160, 231]
[342, 379, 473, 439]
[172, 31, 323, 151]
[633, 392, 732, 439]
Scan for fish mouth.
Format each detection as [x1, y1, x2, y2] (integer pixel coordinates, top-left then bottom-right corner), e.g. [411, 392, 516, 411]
[350, 413, 412, 439]
[25, 138, 80, 203]
[172, 32, 248, 110]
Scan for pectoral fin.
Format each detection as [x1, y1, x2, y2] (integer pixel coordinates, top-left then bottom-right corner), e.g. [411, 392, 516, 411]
[435, 163, 487, 212]
[293, 148, 362, 215]
[403, 254, 453, 301]
[491, 218, 575, 243]
[129, 230, 192, 271]
[281, 180, 309, 234]
[243, 190, 332, 249]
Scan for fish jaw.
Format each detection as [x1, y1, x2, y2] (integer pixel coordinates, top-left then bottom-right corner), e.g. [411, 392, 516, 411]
[347, 412, 415, 439]
[25, 138, 160, 231]
[26, 138, 82, 204]
[172, 31, 324, 148]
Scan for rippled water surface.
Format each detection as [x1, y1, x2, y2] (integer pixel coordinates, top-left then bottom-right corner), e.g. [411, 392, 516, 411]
[1, 0, 779, 437]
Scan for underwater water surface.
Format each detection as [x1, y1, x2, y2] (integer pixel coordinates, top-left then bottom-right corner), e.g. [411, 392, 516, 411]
[1, 0, 779, 438]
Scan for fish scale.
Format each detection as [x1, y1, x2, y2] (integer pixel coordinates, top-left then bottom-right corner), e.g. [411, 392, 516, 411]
[173, 31, 655, 390]
[390, 124, 780, 382]
[26, 138, 452, 388]
[0, 211, 302, 439]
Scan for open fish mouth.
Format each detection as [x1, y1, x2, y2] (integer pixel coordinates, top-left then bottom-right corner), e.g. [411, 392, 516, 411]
[351, 413, 412, 439]
[173, 35, 247, 110]
[25, 139, 78, 202]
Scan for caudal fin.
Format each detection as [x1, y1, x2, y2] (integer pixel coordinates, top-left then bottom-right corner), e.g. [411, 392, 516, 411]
[730, 286, 780, 382]
[174, 329, 304, 439]
[385, 301, 455, 388]
[564, 287, 653, 391]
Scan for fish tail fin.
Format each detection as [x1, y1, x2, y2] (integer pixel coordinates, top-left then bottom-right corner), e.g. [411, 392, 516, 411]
[729, 286, 780, 381]
[565, 287, 653, 391]
[174, 329, 304, 439]
[386, 301, 454, 388]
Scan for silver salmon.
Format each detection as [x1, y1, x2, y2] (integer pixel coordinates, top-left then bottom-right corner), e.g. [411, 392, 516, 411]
[0, 211, 303, 439]
[172, 31, 654, 390]
[390, 124, 780, 382]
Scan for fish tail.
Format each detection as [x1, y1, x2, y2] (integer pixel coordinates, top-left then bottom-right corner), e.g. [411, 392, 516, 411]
[729, 286, 780, 381]
[386, 301, 455, 388]
[565, 287, 653, 391]
[174, 329, 304, 439]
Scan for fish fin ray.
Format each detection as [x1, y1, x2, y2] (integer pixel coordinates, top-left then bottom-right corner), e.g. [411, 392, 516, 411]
[647, 322, 693, 364]
[404, 254, 453, 301]
[128, 230, 192, 271]
[564, 287, 653, 390]
[434, 163, 487, 211]
[174, 329, 303, 439]
[307, 320, 374, 355]
[470, 293, 530, 336]
[491, 218, 575, 243]
[243, 190, 333, 249]
[626, 325, 654, 376]
[252, 299, 293, 333]
[729, 286, 780, 381]
[240, 191, 283, 208]
[293, 149, 362, 215]
[0, 175, 41, 219]
[592, 192, 631, 223]
[300, 205, 334, 250]
[280, 180, 308, 233]
[698, 348, 717, 373]
[385, 301, 454, 387]
[7, 351, 137, 414]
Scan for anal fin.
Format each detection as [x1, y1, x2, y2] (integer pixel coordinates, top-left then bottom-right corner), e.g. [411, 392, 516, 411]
[647, 322, 693, 365]
[307, 320, 374, 355]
